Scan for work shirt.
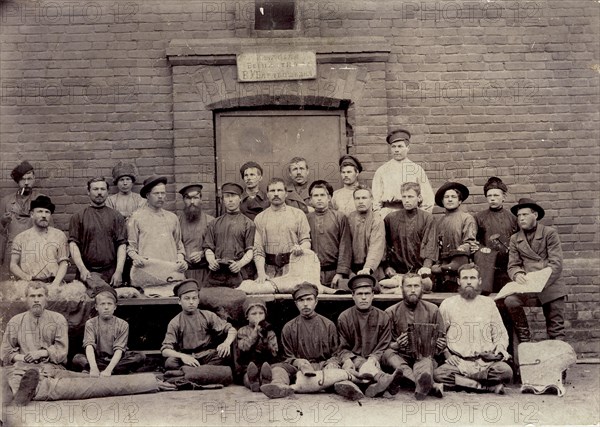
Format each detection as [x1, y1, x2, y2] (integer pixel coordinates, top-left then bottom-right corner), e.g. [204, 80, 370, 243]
[203, 212, 255, 261]
[436, 209, 477, 257]
[127, 205, 185, 262]
[82, 316, 129, 357]
[254, 205, 311, 257]
[307, 209, 351, 275]
[347, 210, 385, 273]
[332, 187, 358, 217]
[12, 226, 69, 280]
[240, 190, 269, 220]
[178, 211, 214, 265]
[69, 205, 127, 270]
[337, 306, 391, 363]
[281, 313, 339, 365]
[161, 309, 233, 353]
[106, 192, 145, 220]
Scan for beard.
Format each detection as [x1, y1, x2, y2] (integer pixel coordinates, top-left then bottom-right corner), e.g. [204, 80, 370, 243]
[458, 285, 481, 300]
[184, 205, 201, 222]
[402, 290, 422, 307]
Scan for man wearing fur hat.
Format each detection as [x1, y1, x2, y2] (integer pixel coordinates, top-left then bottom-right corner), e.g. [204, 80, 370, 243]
[127, 175, 187, 273]
[332, 155, 363, 216]
[372, 129, 435, 216]
[10, 196, 69, 286]
[474, 177, 518, 293]
[0, 161, 45, 268]
[504, 198, 566, 342]
[178, 184, 214, 286]
[106, 162, 145, 220]
[69, 177, 127, 288]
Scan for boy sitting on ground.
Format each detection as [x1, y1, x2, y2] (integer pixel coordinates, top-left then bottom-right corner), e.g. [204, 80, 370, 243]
[72, 285, 145, 376]
[236, 297, 279, 391]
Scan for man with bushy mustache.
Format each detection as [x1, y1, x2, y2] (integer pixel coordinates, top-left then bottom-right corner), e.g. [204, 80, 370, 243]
[178, 184, 214, 286]
[434, 263, 512, 394]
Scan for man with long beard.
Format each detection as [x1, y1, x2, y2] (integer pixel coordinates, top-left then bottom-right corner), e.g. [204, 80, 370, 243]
[178, 184, 214, 286]
[434, 264, 512, 394]
[382, 273, 445, 400]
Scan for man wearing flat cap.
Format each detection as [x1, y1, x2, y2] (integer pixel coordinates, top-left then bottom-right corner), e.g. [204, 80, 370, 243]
[203, 183, 256, 288]
[127, 175, 187, 275]
[372, 129, 435, 217]
[503, 198, 566, 342]
[337, 274, 401, 397]
[239, 161, 270, 220]
[332, 155, 363, 216]
[69, 177, 127, 288]
[260, 282, 365, 400]
[10, 195, 69, 286]
[106, 162, 145, 221]
[178, 184, 214, 286]
[161, 279, 237, 370]
[0, 161, 46, 269]
[475, 177, 518, 293]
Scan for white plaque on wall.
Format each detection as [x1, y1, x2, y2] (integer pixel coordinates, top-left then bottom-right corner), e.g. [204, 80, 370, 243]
[237, 51, 317, 82]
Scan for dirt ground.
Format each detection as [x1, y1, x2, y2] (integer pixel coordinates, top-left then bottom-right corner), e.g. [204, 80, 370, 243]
[2, 363, 599, 427]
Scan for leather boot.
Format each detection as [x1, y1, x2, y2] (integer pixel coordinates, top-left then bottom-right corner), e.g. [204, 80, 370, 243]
[181, 365, 233, 386]
[293, 369, 364, 401]
[365, 370, 400, 398]
[244, 362, 260, 392]
[507, 306, 531, 343]
[260, 363, 293, 399]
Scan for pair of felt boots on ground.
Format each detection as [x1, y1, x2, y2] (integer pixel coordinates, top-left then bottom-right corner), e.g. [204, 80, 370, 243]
[244, 362, 445, 401]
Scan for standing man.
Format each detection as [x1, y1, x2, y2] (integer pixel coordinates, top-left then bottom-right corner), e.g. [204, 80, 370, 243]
[383, 274, 445, 400]
[0, 161, 42, 269]
[106, 162, 145, 220]
[474, 177, 518, 293]
[203, 183, 255, 288]
[69, 177, 127, 288]
[239, 161, 270, 220]
[504, 198, 566, 342]
[337, 274, 400, 397]
[127, 175, 187, 273]
[383, 182, 438, 279]
[254, 178, 311, 284]
[346, 186, 385, 277]
[434, 264, 512, 394]
[1, 282, 69, 406]
[332, 155, 362, 217]
[178, 184, 214, 286]
[285, 157, 312, 213]
[372, 129, 435, 216]
[306, 180, 351, 288]
[10, 196, 69, 286]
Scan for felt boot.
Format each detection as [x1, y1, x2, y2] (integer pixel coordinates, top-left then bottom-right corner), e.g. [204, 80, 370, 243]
[507, 306, 531, 343]
[181, 365, 233, 386]
[13, 369, 39, 406]
[334, 381, 365, 401]
[260, 364, 293, 399]
[365, 370, 399, 398]
[414, 371, 433, 400]
[293, 369, 362, 395]
[454, 374, 484, 391]
[259, 362, 272, 384]
[295, 359, 316, 377]
[244, 362, 260, 392]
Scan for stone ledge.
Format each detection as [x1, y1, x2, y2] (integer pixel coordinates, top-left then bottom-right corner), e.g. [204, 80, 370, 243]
[167, 36, 390, 65]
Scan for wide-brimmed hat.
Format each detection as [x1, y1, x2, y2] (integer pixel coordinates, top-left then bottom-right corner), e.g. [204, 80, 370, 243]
[511, 198, 545, 220]
[435, 182, 470, 207]
[11, 161, 34, 182]
[30, 195, 55, 214]
[140, 175, 168, 198]
[111, 162, 138, 185]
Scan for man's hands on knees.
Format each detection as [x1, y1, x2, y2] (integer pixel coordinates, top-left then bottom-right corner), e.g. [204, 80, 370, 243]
[180, 354, 200, 367]
[216, 343, 231, 358]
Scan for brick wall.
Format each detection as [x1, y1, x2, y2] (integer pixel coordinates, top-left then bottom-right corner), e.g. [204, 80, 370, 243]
[0, 0, 598, 356]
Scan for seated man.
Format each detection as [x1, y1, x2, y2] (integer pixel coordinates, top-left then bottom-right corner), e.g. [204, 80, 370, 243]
[72, 285, 145, 376]
[337, 274, 401, 397]
[433, 182, 477, 289]
[347, 186, 385, 278]
[332, 155, 363, 216]
[1, 281, 68, 405]
[259, 282, 364, 401]
[383, 273, 445, 400]
[10, 195, 69, 286]
[306, 180, 351, 288]
[382, 182, 437, 281]
[161, 279, 236, 370]
[434, 264, 512, 394]
[505, 198, 566, 342]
